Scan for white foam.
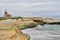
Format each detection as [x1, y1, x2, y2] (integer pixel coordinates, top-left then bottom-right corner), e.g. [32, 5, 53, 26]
[22, 25, 60, 40]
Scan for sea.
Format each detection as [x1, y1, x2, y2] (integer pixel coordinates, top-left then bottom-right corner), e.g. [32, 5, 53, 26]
[22, 25, 60, 40]
[21, 16, 60, 40]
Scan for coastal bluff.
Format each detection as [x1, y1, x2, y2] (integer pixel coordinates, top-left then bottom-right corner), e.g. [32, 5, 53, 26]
[0, 29, 29, 40]
[0, 19, 37, 40]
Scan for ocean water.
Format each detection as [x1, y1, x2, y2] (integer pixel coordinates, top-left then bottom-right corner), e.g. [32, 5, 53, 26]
[22, 25, 60, 40]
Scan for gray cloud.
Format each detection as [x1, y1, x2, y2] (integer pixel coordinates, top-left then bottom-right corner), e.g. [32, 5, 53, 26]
[0, 0, 60, 3]
[0, 0, 60, 17]
[0, 0, 60, 11]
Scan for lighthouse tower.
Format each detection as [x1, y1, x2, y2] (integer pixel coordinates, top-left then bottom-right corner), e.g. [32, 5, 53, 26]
[4, 9, 12, 18]
[4, 9, 8, 18]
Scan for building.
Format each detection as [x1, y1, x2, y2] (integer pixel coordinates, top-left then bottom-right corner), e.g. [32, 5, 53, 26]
[4, 10, 12, 18]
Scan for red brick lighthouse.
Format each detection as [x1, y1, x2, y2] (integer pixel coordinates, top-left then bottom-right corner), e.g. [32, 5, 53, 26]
[4, 9, 12, 18]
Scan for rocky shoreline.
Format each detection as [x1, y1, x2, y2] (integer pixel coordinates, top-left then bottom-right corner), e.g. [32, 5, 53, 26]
[0, 17, 60, 40]
[0, 19, 38, 40]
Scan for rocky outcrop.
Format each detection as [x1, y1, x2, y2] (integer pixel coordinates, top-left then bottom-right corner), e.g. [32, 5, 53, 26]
[0, 28, 30, 40]
[0, 19, 31, 40]
[0, 19, 38, 40]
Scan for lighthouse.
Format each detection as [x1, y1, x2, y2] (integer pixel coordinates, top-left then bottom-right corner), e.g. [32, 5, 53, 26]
[4, 9, 12, 18]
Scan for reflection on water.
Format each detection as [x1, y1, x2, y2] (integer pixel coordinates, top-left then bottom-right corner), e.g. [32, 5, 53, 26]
[22, 25, 60, 40]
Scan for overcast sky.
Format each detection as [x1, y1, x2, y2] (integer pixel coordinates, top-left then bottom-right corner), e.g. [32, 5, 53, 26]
[0, 0, 60, 17]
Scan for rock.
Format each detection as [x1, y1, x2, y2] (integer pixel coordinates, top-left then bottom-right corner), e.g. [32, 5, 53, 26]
[0, 28, 29, 40]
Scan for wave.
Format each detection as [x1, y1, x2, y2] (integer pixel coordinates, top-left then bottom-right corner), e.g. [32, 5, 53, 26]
[22, 25, 60, 40]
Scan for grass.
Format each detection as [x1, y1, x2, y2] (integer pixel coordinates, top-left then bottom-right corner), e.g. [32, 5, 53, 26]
[0, 26, 18, 30]
[0, 17, 7, 20]
[19, 22, 37, 30]
[0, 22, 37, 30]
[0, 17, 22, 21]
